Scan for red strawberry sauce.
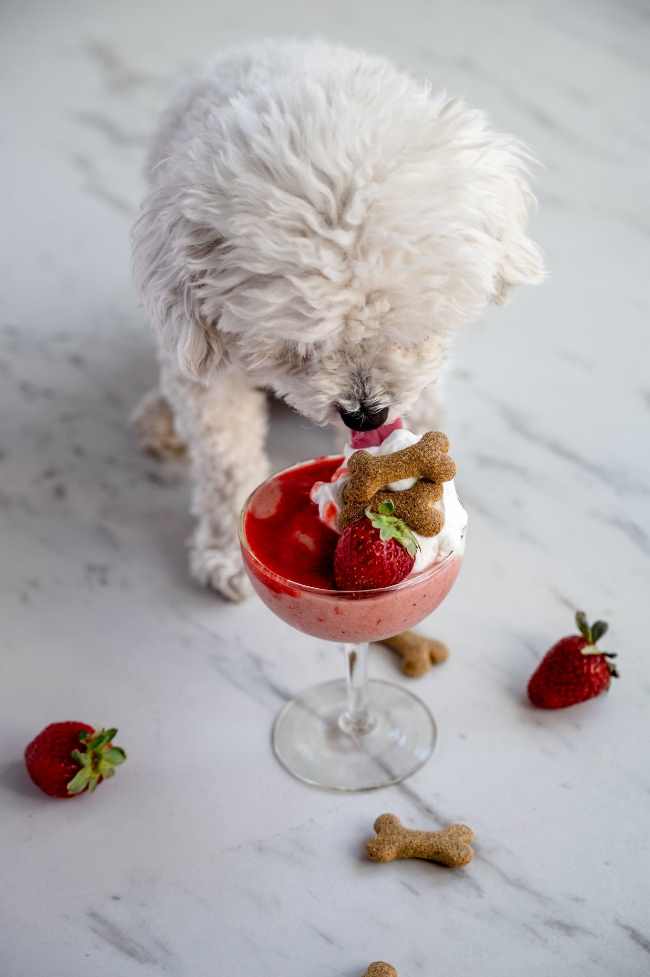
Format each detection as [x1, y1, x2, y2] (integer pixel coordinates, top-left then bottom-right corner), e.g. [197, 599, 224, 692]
[244, 457, 342, 590]
[241, 456, 463, 643]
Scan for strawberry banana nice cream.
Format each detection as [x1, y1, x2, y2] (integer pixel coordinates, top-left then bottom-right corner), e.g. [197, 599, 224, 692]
[241, 421, 467, 643]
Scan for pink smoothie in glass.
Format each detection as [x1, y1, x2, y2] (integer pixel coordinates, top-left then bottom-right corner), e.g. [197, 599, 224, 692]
[241, 457, 462, 644]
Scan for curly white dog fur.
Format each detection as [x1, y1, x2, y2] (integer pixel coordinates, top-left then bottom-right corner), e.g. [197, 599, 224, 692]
[132, 39, 544, 600]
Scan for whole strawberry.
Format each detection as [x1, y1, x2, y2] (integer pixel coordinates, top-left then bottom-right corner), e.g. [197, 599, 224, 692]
[528, 611, 618, 709]
[334, 500, 419, 590]
[25, 722, 127, 798]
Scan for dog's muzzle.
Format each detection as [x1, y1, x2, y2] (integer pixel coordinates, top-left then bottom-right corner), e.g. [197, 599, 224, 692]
[337, 403, 389, 431]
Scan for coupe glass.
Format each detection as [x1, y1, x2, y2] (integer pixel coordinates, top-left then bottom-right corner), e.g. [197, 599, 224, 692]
[239, 457, 465, 791]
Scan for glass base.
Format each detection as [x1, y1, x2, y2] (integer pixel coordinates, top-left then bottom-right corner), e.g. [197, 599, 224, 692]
[272, 679, 437, 791]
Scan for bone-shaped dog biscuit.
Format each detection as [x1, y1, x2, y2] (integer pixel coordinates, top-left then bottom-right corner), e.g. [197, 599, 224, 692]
[363, 964, 397, 977]
[370, 481, 445, 537]
[367, 814, 475, 868]
[341, 432, 456, 535]
[345, 431, 454, 501]
[381, 631, 449, 677]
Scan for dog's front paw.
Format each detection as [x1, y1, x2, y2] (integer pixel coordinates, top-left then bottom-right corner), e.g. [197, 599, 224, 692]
[190, 541, 252, 602]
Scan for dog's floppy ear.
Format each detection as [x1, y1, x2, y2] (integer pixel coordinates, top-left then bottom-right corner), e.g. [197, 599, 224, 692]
[132, 186, 226, 382]
[487, 141, 546, 304]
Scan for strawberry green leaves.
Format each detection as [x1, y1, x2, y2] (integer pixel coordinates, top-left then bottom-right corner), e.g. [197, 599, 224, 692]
[575, 610, 608, 645]
[67, 727, 127, 795]
[366, 500, 420, 559]
[574, 610, 617, 673]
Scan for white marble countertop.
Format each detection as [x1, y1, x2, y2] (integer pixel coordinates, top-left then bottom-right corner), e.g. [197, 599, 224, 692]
[2, 1, 649, 975]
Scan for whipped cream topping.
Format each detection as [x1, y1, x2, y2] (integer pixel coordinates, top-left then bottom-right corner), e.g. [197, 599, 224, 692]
[310, 427, 467, 572]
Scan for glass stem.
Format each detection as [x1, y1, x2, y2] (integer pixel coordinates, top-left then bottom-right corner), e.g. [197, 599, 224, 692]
[340, 643, 375, 736]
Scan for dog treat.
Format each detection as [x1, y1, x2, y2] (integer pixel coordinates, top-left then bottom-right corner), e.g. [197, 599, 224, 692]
[371, 480, 444, 536]
[367, 814, 475, 868]
[340, 432, 456, 535]
[381, 631, 449, 677]
[363, 964, 397, 977]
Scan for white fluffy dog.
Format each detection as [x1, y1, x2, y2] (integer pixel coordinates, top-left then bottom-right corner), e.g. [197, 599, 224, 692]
[132, 39, 544, 601]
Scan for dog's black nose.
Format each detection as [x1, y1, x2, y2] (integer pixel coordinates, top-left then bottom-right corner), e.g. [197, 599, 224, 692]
[337, 403, 389, 431]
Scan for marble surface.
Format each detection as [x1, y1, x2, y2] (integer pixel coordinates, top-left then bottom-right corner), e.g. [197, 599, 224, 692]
[1, 1, 649, 974]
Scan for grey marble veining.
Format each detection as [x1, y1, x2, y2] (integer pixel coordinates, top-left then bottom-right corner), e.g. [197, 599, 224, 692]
[1, 1, 649, 975]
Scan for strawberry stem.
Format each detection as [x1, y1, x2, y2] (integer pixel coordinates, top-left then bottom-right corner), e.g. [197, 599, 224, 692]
[575, 611, 619, 677]
[575, 610, 609, 646]
[66, 726, 127, 795]
[365, 503, 420, 559]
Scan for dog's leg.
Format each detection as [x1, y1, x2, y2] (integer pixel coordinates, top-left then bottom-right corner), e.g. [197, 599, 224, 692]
[162, 365, 269, 601]
[406, 382, 446, 433]
[131, 389, 187, 460]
